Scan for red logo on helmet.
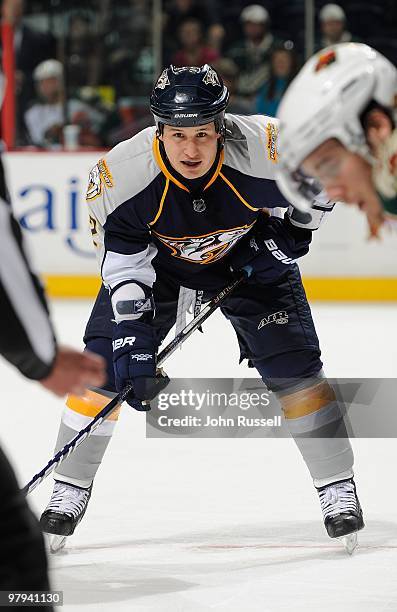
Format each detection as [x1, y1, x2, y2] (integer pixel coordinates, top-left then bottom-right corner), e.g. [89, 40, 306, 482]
[315, 50, 336, 72]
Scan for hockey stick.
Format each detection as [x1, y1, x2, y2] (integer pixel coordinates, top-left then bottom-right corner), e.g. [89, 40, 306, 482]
[22, 275, 244, 496]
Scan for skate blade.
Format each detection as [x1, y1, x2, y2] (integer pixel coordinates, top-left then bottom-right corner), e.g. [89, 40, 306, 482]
[48, 534, 68, 554]
[339, 531, 358, 555]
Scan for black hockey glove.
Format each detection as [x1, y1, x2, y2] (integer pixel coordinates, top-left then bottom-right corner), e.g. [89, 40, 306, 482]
[112, 320, 169, 411]
[229, 214, 312, 284]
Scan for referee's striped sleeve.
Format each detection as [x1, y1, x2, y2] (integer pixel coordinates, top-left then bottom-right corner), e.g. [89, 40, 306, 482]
[0, 195, 56, 380]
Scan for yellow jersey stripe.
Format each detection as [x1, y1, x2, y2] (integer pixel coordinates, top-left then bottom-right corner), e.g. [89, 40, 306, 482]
[149, 178, 169, 226]
[152, 138, 189, 192]
[203, 149, 224, 191]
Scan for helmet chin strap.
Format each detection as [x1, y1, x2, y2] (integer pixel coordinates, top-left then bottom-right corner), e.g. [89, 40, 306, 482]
[155, 122, 164, 138]
[217, 135, 225, 151]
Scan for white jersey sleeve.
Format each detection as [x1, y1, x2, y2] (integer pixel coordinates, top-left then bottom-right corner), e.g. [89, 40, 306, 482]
[224, 114, 281, 180]
[86, 126, 160, 294]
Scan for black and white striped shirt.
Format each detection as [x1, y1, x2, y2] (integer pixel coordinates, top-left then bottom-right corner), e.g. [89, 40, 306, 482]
[0, 158, 56, 380]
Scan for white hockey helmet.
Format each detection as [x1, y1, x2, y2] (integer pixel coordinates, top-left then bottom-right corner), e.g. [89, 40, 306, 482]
[276, 43, 397, 210]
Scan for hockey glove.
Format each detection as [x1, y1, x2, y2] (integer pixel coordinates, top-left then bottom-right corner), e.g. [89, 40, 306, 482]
[112, 320, 169, 411]
[229, 214, 312, 284]
[287, 185, 335, 231]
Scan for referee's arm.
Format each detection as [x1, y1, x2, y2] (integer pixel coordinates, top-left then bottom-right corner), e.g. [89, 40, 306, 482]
[0, 194, 56, 380]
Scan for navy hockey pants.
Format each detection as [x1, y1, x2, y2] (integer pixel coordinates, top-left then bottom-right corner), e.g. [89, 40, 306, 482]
[84, 265, 322, 393]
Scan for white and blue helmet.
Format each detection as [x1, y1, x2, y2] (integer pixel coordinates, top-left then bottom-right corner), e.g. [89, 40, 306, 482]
[276, 43, 397, 210]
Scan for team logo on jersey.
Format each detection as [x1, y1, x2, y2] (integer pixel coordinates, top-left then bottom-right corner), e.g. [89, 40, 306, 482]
[315, 50, 336, 72]
[258, 311, 288, 330]
[86, 158, 114, 201]
[86, 165, 101, 200]
[152, 224, 254, 264]
[156, 69, 170, 89]
[203, 67, 220, 87]
[266, 122, 278, 163]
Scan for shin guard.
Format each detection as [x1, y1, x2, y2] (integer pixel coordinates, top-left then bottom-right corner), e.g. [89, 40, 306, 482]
[278, 378, 354, 480]
[53, 388, 120, 488]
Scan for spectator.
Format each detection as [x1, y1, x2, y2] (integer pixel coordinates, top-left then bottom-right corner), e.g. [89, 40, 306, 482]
[164, 0, 223, 56]
[207, 22, 226, 54]
[24, 60, 104, 148]
[213, 57, 255, 115]
[101, 0, 152, 98]
[228, 4, 281, 98]
[164, 0, 216, 31]
[316, 4, 359, 50]
[65, 13, 100, 90]
[131, 26, 156, 96]
[104, 99, 154, 147]
[172, 18, 219, 67]
[1, 0, 56, 142]
[256, 45, 298, 117]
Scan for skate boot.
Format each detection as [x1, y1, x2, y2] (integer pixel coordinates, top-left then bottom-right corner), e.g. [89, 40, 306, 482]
[40, 480, 92, 553]
[316, 477, 364, 554]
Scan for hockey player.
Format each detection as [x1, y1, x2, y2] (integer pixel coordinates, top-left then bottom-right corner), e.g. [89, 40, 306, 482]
[276, 43, 397, 237]
[40, 64, 363, 551]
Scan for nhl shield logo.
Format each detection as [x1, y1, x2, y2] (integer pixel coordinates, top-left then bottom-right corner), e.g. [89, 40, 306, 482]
[192, 198, 206, 213]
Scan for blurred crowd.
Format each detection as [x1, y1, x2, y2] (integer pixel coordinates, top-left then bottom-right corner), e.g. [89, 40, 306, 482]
[2, 0, 396, 149]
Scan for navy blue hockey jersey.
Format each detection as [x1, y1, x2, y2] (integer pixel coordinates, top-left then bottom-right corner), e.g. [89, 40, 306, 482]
[86, 114, 294, 297]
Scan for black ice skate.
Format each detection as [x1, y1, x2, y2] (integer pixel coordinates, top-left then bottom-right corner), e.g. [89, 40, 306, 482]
[40, 480, 92, 553]
[316, 477, 364, 554]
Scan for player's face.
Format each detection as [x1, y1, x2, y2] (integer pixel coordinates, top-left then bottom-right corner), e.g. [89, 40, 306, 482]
[161, 123, 220, 178]
[302, 138, 384, 235]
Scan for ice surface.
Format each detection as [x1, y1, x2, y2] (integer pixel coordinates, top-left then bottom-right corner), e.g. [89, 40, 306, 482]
[1, 300, 397, 611]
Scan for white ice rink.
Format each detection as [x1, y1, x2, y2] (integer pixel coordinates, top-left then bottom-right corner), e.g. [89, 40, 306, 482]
[1, 300, 397, 611]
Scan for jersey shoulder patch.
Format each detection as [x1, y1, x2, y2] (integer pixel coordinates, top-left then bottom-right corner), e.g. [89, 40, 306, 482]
[224, 113, 280, 180]
[86, 158, 114, 201]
